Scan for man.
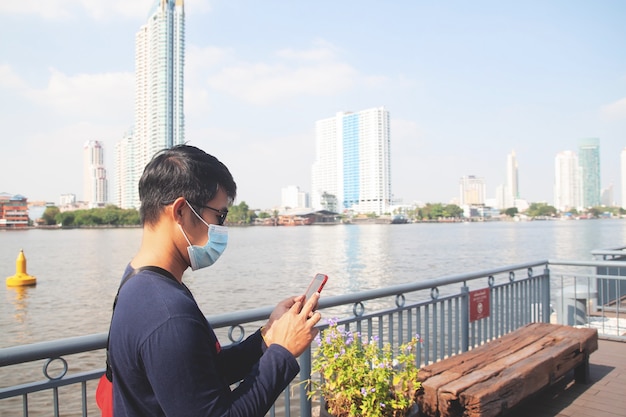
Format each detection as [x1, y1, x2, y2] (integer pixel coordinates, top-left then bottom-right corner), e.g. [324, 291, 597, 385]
[109, 144, 321, 416]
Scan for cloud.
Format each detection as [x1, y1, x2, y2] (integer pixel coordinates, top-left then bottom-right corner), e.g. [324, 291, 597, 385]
[202, 41, 387, 106]
[601, 97, 626, 120]
[275, 39, 339, 62]
[0, 64, 29, 91]
[0, 0, 210, 20]
[23, 68, 134, 124]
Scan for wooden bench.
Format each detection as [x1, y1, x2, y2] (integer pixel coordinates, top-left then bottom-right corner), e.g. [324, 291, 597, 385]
[415, 322, 598, 417]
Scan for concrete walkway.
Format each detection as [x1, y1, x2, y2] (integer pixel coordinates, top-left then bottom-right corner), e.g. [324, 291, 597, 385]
[508, 338, 626, 417]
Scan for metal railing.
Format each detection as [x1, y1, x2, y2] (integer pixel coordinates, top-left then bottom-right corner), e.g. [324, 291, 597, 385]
[2, 257, 625, 417]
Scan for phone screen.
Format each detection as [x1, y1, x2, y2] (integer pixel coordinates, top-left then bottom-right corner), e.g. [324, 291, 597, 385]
[305, 273, 328, 300]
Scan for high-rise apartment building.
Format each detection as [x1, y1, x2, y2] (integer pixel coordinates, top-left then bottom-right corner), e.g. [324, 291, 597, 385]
[578, 138, 601, 208]
[621, 148, 626, 209]
[115, 0, 185, 209]
[459, 175, 486, 206]
[507, 150, 519, 201]
[311, 107, 391, 215]
[281, 185, 309, 209]
[83, 140, 108, 208]
[554, 150, 582, 212]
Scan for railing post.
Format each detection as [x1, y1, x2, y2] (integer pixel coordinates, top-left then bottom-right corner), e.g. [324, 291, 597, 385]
[461, 284, 469, 352]
[299, 345, 312, 417]
[542, 265, 551, 323]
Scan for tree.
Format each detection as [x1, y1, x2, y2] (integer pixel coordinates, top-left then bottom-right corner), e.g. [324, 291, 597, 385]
[525, 203, 557, 218]
[227, 201, 250, 224]
[56, 211, 75, 227]
[504, 207, 518, 217]
[42, 206, 60, 225]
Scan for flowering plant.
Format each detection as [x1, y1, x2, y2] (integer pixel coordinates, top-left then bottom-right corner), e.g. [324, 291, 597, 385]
[308, 319, 422, 417]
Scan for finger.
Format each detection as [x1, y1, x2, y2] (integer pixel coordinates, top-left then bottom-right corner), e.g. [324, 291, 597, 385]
[289, 298, 304, 314]
[307, 310, 322, 327]
[300, 292, 319, 316]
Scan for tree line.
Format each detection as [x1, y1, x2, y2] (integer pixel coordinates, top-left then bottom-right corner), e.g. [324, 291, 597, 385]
[40, 201, 625, 228]
[40, 201, 260, 227]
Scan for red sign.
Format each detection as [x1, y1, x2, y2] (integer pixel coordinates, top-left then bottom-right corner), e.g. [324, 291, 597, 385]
[469, 288, 490, 322]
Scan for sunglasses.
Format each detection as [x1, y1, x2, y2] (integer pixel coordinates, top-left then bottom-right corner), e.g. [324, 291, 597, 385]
[198, 204, 229, 226]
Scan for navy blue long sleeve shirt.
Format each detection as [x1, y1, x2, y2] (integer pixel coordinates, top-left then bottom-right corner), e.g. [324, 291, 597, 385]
[109, 267, 300, 417]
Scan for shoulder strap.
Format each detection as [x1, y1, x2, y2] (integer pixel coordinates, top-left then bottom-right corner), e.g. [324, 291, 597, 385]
[105, 266, 177, 381]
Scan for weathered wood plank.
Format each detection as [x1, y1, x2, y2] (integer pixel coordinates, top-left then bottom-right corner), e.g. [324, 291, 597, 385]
[417, 323, 553, 416]
[436, 336, 567, 417]
[457, 338, 579, 417]
[416, 323, 598, 417]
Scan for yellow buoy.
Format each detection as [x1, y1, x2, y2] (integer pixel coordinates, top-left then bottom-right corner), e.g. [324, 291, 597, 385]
[6, 249, 37, 287]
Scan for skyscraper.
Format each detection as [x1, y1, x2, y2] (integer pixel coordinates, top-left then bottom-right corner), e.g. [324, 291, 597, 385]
[83, 140, 108, 208]
[621, 148, 626, 209]
[281, 185, 309, 209]
[311, 107, 391, 215]
[459, 175, 486, 206]
[506, 150, 519, 202]
[578, 138, 601, 208]
[116, 0, 185, 209]
[554, 150, 582, 212]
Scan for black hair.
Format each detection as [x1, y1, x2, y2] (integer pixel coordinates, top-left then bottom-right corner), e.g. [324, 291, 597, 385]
[138, 144, 237, 225]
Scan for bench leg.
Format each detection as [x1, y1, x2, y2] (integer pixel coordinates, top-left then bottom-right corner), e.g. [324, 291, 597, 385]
[574, 353, 591, 384]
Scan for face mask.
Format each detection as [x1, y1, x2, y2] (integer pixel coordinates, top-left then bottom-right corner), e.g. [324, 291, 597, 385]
[179, 202, 229, 270]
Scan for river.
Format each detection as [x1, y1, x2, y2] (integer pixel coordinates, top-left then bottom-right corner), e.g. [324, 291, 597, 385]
[2, 219, 625, 349]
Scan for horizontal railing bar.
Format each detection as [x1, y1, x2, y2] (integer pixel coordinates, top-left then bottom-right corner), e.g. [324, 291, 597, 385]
[0, 369, 104, 399]
[316, 260, 549, 310]
[591, 246, 626, 256]
[549, 259, 626, 267]
[0, 334, 107, 367]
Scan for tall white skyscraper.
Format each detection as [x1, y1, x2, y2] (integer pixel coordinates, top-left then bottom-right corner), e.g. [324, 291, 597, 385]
[621, 148, 626, 209]
[506, 150, 519, 201]
[554, 150, 582, 212]
[116, 0, 185, 209]
[281, 185, 309, 209]
[311, 107, 391, 215]
[83, 140, 108, 208]
[459, 175, 486, 206]
[578, 138, 601, 208]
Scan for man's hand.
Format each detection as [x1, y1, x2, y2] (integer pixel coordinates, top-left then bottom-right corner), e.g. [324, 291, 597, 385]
[262, 293, 321, 358]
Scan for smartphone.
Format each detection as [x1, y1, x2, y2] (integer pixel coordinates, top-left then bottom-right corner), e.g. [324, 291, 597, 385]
[305, 273, 328, 300]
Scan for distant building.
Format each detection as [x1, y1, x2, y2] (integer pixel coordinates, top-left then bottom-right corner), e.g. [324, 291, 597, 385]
[281, 185, 309, 209]
[554, 150, 582, 212]
[311, 106, 392, 215]
[115, 130, 135, 209]
[621, 148, 626, 210]
[83, 140, 108, 208]
[578, 138, 601, 208]
[506, 150, 519, 202]
[601, 185, 614, 207]
[459, 175, 486, 206]
[116, 0, 185, 209]
[0, 193, 29, 228]
[59, 194, 76, 206]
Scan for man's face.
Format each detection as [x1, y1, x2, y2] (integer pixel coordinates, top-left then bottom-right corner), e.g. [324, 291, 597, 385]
[184, 188, 230, 246]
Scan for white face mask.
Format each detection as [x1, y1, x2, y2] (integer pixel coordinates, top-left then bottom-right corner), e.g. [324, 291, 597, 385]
[179, 202, 228, 270]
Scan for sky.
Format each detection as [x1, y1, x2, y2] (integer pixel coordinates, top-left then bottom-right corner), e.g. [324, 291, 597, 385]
[1, 0, 625, 210]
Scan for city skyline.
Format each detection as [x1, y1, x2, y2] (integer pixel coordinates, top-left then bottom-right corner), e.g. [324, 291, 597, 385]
[1, 1, 625, 209]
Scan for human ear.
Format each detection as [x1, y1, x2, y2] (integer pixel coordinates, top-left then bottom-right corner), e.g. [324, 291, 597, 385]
[171, 197, 188, 224]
